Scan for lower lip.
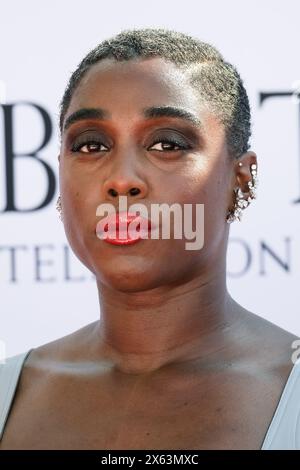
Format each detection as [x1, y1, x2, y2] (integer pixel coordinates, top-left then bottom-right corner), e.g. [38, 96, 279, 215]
[104, 233, 146, 245]
[104, 238, 142, 245]
[97, 226, 152, 246]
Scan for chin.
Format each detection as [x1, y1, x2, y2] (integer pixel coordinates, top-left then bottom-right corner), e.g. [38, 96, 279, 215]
[98, 273, 160, 293]
[93, 260, 164, 293]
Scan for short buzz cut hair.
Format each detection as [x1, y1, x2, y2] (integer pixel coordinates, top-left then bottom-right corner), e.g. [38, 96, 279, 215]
[58, 27, 251, 158]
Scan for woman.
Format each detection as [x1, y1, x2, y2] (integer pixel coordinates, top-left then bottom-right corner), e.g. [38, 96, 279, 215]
[0, 27, 299, 450]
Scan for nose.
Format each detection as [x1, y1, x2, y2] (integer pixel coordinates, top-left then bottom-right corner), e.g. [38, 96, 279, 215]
[102, 153, 148, 201]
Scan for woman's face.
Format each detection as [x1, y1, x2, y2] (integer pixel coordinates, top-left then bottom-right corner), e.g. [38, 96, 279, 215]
[59, 57, 236, 292]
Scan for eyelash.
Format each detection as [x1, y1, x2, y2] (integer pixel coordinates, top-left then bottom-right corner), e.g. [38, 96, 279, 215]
[70, 137, 192, 154]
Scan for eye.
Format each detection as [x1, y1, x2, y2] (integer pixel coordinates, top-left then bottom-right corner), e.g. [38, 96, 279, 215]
[71, 138, 108, 154]
[149, 140, 184, 151]
[148, 136, 192, 154]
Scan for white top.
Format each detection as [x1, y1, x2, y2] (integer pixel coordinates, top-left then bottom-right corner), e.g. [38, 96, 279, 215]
[1, 349, 300, 448]
[261, 360, 300, 449]
[0, 349, 33, 441]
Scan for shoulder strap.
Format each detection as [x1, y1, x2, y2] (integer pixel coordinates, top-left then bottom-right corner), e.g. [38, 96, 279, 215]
[0, 349, 33, 440]
[261, 361, 300, 449]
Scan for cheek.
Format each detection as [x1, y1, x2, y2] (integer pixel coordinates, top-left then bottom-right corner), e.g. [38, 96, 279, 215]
[175, 160, 227, 207]
[175, 161, 230, 240]
[59, 173, 94, 258]
[59, 165, 99, 223]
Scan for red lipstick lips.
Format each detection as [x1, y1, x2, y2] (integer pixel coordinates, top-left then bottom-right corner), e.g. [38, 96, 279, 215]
[96, 211, 153, 245]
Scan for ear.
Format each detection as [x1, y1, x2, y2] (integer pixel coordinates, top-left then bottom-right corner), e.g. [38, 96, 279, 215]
[234, 151, 258, 196]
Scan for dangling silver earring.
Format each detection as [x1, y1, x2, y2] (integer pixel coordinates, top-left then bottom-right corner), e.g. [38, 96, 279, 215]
[56, 195, 63, 221]
[226, 163, 258, 223]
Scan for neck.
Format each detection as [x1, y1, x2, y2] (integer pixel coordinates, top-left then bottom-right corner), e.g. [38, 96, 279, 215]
[92, 266, 241, 375]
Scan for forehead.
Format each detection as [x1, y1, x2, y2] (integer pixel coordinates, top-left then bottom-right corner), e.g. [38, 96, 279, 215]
[68, 57, 201, 113]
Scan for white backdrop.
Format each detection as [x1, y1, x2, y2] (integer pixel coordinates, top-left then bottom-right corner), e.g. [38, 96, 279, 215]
[1, 0, 300, 358]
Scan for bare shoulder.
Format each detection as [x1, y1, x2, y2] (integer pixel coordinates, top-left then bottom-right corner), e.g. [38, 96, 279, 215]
[0, 321, 101, 449]
[233, 301, 299, 378]
[0, 321, 99, 424]
[24, 320, 99, 370]
[19, 322, 97, 384]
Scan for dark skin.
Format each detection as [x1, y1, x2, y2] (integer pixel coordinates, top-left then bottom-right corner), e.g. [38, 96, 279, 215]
[0, 57, 298, 450]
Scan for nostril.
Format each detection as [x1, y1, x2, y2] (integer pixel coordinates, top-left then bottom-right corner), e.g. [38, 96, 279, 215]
[108, 187, 140, 197]
[130, 188, 140, 196]
[108, 188, 118, 197]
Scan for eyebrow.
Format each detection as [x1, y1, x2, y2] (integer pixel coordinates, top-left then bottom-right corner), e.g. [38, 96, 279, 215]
[63, 105, 202, 132]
